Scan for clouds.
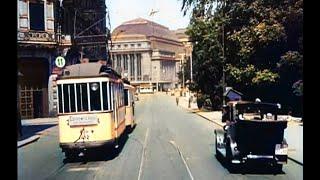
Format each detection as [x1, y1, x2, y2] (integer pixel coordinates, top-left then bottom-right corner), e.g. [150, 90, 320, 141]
[106, 0, 191, 31]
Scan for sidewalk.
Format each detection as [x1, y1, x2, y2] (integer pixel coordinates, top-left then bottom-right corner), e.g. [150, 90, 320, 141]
[18, 117, 58, 148]
[177, 97, 303, 165]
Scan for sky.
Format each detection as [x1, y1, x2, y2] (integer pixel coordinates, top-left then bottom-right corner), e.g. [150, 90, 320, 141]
[106, 0, 192, 31]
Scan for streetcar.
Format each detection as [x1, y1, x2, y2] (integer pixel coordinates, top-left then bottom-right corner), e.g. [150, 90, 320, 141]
[56, 63, 126, 159]
[123, 82, 136, 131]
[139, 85, 154, 94]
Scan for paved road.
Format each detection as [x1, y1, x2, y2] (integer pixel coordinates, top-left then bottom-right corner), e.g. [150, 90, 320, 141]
[18, 93, 303, 180]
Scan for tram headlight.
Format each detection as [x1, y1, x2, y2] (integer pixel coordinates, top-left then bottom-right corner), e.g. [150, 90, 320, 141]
[90, 83, 99, 91]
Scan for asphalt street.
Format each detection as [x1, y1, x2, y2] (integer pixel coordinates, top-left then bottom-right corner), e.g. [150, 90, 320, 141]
[18, 93, 303, 180]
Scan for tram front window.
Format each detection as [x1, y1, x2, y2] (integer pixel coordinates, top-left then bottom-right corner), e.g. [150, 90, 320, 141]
[57, 81, 112, 114]
[89, 82, 101, 111]
[76, 83, 89, 112]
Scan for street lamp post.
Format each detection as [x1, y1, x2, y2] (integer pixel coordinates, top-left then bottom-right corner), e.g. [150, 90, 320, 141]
[182, 62, 185, 89]
[190, 48, 193, 83]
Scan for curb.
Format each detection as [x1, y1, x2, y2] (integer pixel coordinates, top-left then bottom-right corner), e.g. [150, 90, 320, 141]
[288, 157, 303, 166]
[194, 111, 304, 166]
[17, 135, 40, 148]
[196, 113, 225, 127]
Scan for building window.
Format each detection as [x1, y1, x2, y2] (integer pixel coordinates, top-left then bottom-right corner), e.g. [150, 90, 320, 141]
[18, 0, 29, 29]
[46, 3, 53, 19]
[19, 0, 28, 16]
[46, 2, 54, 30]
[29, 2, 45, 31]
[131, 44, 135, 47]
[117, 45, 121, 48]
[124, 44, 128, 48]
[137, 43, 141, 47]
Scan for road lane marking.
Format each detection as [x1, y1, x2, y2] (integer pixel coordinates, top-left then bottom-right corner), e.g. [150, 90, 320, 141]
[169, 140, 194, 180]
[138, 128, 149, 180]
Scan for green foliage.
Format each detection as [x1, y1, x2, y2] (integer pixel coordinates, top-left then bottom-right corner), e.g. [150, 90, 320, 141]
[180, 0, 303, 115]
[252, 69, 279, 84]
[279, 51, 303, 67]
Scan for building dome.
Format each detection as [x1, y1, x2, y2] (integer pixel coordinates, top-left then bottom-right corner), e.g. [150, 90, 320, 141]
[112, 18, 180, 42]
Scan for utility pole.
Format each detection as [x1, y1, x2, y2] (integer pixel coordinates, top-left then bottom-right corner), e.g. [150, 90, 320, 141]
[149, 8, 159, 92]
[183, 56, 185, 89]
[190, 48, 193, 83]
[222, 0, 226, 106]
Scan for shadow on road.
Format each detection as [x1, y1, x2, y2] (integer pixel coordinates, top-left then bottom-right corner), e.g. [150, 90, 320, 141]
[63, 132, 129, 164]
[19, 124, 56, 141]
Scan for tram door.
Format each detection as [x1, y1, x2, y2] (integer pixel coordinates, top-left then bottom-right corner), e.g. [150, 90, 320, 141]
[33, 90, 43, 118]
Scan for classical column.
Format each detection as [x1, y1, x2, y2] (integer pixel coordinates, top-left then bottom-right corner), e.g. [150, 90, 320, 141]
[127, 54, 130, 79]
[134, 53, 138, 81]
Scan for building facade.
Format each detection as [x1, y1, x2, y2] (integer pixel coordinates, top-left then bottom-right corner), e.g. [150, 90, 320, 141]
[174, 28, 193, 89]
[17, 0, 59, 119]
[111, 18, 184, 91]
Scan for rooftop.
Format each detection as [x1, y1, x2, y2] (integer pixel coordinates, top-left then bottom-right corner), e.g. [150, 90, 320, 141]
[112, 18, 180, 42]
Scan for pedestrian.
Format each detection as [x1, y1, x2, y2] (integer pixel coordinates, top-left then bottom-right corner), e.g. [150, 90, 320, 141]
[188, 96, 192, 108]
[176, 96, 179, 106]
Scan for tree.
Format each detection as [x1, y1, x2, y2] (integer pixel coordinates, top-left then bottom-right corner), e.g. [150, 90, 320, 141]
[180, 0, 303, 115]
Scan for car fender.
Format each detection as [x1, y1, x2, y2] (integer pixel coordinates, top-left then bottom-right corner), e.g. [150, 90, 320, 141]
[215, 129, 225, 149]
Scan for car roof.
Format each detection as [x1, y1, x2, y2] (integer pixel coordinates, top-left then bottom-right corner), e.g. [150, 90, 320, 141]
[228, 101, 279, 109]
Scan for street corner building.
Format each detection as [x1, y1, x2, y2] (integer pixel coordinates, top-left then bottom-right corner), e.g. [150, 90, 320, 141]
[17, 0, 106, 119]
[17, 0, 63, 119]
[110, 18, 190, 91]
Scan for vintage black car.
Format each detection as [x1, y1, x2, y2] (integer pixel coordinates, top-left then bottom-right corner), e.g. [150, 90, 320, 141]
[215, 101, 288, 173]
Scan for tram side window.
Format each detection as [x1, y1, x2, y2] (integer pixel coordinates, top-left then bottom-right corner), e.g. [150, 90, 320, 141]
[109, 83, 113, 110]
[102, 82, 109, 110]
[124, 89, 129, 106]
[120, 84, 122, 106]
[89, 82, 101, 111]
[76, 83, 89, 112]
[121, 84, 125, 106]
[117, 83, 120, 107]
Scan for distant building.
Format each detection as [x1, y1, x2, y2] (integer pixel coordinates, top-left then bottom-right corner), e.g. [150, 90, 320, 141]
[111, 18, 185, 91]
[174, 28, 193, 89]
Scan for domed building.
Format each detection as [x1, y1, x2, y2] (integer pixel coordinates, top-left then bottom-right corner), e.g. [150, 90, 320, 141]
[110, 18, 185, 91]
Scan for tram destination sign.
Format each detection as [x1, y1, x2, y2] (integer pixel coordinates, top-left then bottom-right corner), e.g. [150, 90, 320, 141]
[69, 115, 99, 126]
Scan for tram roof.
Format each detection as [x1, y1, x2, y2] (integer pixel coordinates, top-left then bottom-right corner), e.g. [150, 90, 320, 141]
[124, 83, 135, 89]
[57, 63, 121, 79]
